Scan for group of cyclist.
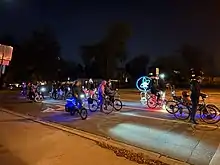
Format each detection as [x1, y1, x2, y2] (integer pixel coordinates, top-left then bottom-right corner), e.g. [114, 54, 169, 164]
[21, 82, 40, 100]
[149, 69, 203, 124]
[21, 68, 203, 124]
[50, 79, 114, 111]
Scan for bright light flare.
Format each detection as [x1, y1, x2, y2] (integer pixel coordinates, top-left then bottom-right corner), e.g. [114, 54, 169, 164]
[159, 73, 165, 79]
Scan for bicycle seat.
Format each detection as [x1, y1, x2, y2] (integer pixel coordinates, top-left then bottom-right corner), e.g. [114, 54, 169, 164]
[200, 93, 208, 99]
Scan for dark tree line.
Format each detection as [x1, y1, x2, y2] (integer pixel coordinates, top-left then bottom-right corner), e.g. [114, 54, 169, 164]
[0, 23, 217, 84]
[0, 28, 79, 83]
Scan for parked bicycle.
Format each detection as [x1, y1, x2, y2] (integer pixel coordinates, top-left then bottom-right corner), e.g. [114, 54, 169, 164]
[173, 93, 220, 124]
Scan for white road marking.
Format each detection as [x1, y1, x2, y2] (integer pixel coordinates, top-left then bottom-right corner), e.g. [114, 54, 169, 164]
[42, 108, 56, 113]
[56, 104, 64, 111]
[209, 143, 220, 165]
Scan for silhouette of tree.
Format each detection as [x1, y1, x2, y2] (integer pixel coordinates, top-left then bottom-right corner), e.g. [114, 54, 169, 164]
[20, 27, 62, 81]
[153, 54, 187, 75]
[177, 44, 214, 76]
[178, 44, 203, 70]
[80, 22, 131, 79]
[126, 54, 150, 80]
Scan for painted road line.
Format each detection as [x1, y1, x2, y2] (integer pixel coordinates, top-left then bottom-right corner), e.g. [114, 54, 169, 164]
[209, 143, 220, 165]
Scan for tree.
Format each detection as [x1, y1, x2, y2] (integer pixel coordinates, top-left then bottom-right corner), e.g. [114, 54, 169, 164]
[80, 22, 131, 79]
[178, 44, 203, 70]
[20, 27, 62, 81]
[178, 44, 214, 76]
[153, 54, 187, 75]
[126, 54, 150, 80]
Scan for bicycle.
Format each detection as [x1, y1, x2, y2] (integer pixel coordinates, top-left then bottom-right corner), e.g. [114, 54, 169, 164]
[65, 96, 88, 120]
[174, 93, 220, 124]
[88, 93, 123, 114]
[147, 91, 167, 109]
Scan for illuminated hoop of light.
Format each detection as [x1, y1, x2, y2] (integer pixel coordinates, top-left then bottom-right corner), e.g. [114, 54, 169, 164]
[136, 76, 152, 92]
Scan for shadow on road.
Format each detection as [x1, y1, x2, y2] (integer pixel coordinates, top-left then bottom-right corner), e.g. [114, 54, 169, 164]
[0, 144, 28, 165]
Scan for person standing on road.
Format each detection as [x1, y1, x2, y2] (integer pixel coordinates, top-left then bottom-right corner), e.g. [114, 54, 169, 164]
[189, 70, 203, 124]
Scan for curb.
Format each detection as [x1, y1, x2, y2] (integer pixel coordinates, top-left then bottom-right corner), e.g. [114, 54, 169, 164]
[0, 108, 190, 165]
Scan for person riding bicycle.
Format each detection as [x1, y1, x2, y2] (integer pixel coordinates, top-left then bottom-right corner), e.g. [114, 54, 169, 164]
[150, 78, 161, 102]
[72, 80, 83, 108]
[105, 80, 115, 103]
[189, 69, 203, 124]
[98, 80, 107, 111]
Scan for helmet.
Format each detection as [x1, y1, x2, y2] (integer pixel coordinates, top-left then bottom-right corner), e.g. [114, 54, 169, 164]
[89, 78, 93, 83]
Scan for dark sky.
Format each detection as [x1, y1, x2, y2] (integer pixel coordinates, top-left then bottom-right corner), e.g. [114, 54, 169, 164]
[0, 0, 220, 63]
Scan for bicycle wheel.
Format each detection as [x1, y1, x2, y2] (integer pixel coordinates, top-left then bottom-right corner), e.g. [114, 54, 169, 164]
[165, 101, 179, 114]
[101, 102, 114, 114]
[79, 108, 88, 120]
[113, 99, 122, 111]
[206, 104, 220, 112]
[200, 105, 220, 124]
[88, 99, 99, 112]
[174, 107, 190, 120]
[34, 95, 43, 103]
[147, 96, 157, 109]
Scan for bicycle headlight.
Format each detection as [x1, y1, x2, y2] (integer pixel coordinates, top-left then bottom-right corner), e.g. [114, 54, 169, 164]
[40, 87, 46, 92]
[80, 94, 85, 98]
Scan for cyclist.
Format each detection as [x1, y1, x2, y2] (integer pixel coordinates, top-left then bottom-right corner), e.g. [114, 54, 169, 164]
[150, 77, 161, 102]
[189, 69, 203, 124]
[105, 80, 115, 103]
[98, 80, 107, 111]
[72, 80, 83, 108]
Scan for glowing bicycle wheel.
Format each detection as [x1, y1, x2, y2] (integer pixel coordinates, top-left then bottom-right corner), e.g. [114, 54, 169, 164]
[140, 92, 151, 105]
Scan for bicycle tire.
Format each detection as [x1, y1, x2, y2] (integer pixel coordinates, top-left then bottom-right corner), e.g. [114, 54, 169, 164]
[88, 99, 99, 112]
[79, 108, 88, 120]
[200, 104, 220, 124]
[101, 103, 114, 114]
[113, 99, 122, 111]
[206, 104, 220, 112]
[174, 106, 190, 120]
[165, 100, 179, 114]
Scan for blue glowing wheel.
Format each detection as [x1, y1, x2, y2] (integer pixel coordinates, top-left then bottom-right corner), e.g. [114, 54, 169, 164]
[88, 99, 99, 112]
[200, 104, 219, 124]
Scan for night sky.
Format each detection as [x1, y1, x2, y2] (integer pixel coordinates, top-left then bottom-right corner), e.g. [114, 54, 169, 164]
[0, 0, 219, 63]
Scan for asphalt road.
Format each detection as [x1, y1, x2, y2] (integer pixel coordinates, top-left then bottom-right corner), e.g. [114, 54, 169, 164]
[0, 90, 220, 165]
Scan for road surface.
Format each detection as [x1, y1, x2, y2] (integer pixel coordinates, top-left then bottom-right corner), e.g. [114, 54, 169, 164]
[0, 90, 220, 165]
[0, 110, 139, 165]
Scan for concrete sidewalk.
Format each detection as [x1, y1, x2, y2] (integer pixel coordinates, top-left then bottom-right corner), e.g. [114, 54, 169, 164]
[0, 111, 140, 165]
